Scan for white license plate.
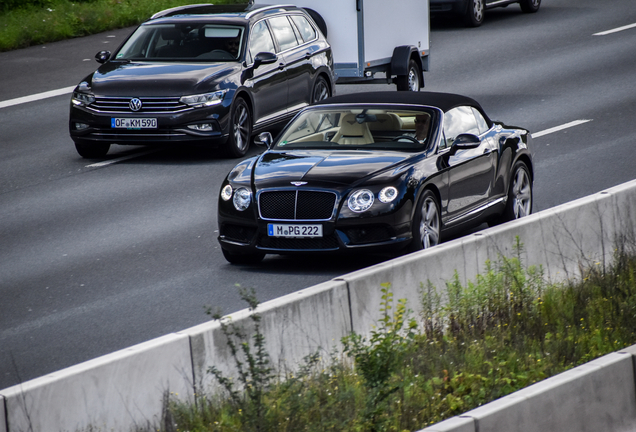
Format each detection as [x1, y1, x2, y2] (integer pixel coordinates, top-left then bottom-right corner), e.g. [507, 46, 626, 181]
[111, 118, 157, 129]
[267, 224, 323, 238]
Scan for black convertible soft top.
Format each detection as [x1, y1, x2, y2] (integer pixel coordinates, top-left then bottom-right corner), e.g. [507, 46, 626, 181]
[315, 91, 492, 127]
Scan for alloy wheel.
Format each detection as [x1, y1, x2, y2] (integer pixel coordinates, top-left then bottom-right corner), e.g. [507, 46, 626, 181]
[419, 196, 440, 248]
[512, 167, 532, 218]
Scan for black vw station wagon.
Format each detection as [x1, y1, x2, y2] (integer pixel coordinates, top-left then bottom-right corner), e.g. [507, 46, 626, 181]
[69, 3, 335, 158]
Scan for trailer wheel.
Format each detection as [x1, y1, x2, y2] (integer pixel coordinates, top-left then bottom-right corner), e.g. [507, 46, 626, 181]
[464, 0, 485, 27]
[519, 0, 541, 13]
[396, 59, 420, 92]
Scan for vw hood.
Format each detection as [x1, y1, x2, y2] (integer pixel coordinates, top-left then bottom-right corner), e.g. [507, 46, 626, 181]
[84, 60, 239, 96]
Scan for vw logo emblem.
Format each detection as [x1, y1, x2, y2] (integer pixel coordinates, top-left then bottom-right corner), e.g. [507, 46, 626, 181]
[129, 98, 142, 112]
[291, 181, 307, 186]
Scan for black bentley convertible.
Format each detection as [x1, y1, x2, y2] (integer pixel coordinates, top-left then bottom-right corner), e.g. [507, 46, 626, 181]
[217, 92, 533, 264]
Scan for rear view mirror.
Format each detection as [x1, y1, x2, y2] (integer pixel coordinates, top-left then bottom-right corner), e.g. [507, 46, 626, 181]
[255, 131, 273, 149]
[253, 52, 277, 69]
[95, 50, 111, 64]
[450, 133, 480, 154]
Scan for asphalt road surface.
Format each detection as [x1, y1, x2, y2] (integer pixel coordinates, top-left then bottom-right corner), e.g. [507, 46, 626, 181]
[2, 0, 636, 389]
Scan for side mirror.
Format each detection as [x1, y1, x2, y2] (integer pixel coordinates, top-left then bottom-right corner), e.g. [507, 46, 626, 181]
[95, 50, 111, 64]
[255, 132, 273, 149]
[253, 52, 277, 69]
[449, 133, 480, 155]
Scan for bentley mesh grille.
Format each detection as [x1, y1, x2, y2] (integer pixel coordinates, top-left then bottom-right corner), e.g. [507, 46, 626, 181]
[89, 96, 191, 114]
[259, 190, 336, 221]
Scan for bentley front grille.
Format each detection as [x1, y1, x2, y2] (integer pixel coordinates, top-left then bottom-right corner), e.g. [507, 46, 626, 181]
[259, 190, 336, 221]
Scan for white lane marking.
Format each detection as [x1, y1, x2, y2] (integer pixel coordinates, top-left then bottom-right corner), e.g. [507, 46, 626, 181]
[531, 120, 592, 138]
[0, 86, 75, 109]
[85, 149, 160, 168]
[594, 23, 636, 36]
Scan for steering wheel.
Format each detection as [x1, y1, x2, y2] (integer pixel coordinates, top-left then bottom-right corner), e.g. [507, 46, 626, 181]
[392, 135, 422, 144]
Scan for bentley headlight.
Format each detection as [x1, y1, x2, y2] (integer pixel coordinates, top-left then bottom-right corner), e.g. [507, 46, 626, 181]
[378, 186, 398, 203]
[348, 189, 374, 213]
[71, 91, 95, 107]
[233, 187, 251, 211]
[180, 90, 227, 108]
[221, 184, 233, 201]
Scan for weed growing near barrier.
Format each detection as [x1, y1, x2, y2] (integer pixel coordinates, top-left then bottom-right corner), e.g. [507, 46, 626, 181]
[0, 0, 240, 52]
[169, 241, 636, 431]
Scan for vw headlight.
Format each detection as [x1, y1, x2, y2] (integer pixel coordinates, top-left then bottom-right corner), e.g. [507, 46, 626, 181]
[221, 184, 233, 201]
[233, 187, 251, 211]
[378, 186, 398, 203]
[180, 90, 227, 108]
[348, 189, 374, 213]
[71, 91, 95, 107]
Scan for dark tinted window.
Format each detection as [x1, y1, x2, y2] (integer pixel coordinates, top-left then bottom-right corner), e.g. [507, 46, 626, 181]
[268, 16, 299, 51]
[290, 15, 316, 43]
[443, 106, 481, 147]
[248, 20, 276, 63]
[472, 108, 490, 134]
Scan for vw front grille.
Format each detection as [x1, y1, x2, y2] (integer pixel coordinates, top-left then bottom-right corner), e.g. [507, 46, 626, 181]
[89, 96, 191, 114]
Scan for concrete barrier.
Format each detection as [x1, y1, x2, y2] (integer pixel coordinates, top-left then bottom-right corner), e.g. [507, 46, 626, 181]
[418, 349, 636, 432]
[181, 279, 352, 395]
[2, 179, 636, 431]
[1, 334, 193, 432]
[1, 395, 6, 432]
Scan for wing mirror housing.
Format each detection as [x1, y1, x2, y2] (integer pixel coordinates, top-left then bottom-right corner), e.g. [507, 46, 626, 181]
[255, 131, 274, 149]
[253, 51, 277, 69]
[449, 133, 480, 155]
[95, 50, 111, 64]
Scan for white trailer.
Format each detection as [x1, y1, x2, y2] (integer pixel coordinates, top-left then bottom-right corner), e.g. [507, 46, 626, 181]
[292, 0, 430, 91]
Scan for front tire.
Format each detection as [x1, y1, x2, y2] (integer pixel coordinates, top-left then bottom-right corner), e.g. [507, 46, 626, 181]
[222, 248, 265, 265]
[497, 161, 532, 224]
[464, 0, 485, 27]
[409, 190, 441, 252]
[519, 0, 540, 13]
[224, 98, 252, 158]
[74, 140, 110, 159]
[396, 59, 421, 92]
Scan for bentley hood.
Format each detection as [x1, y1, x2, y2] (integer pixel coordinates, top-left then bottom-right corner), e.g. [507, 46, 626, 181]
[85, 60, 239, 96]
[253, 150, 414, 188]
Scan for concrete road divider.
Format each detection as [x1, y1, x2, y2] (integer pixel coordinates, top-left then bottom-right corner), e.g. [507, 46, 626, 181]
[181, 279, 352, 394]
[418, 348, 636, 432]
[1, 334, 193, 432]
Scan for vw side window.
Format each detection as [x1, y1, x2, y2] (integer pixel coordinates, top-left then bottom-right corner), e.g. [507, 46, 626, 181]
[268, 16, 300, 52]
[290, 15, 316, 43]
[248, 20, 276, 64]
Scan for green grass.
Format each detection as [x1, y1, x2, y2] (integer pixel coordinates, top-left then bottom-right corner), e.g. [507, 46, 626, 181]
[0, 0, 242, 52]
[168, 240, 636, 432]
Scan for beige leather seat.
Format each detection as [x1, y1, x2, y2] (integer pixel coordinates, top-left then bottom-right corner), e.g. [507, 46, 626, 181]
[367, 113, 403, 132]
[332, 114, 374, 145]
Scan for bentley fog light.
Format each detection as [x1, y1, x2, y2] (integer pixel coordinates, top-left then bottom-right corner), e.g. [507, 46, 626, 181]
[348, 189, 374, 213]
[233, 187, 251, 211]
[378, 186, 398, 203]
[221, 184, 233, 201]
